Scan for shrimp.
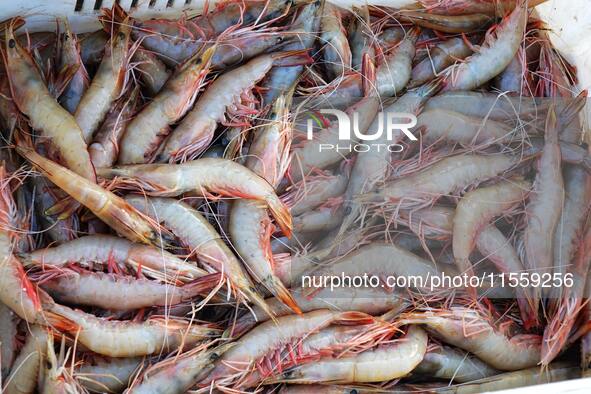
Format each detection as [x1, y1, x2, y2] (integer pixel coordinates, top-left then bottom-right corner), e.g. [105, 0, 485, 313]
[399, 307, 542, 370]
[396, 10, 492, 33]
[127, 343, 231, 394]
[230, 87, 300, 313]
[198, 310, 374, 387]
[76, 356, 143, 393]
[476, 225, 538, 328]
[89, 86, 140, 169]
[2, 325, 48, 394]
[74, 18, 131, 143]
[37, 270, 220, 311]
[57, 19, 89, 114]
[436, 362, 578, 394]
[118, 45, 216, 164]
[409, 37, 473, 88]
[3, 20, 95, 182]
[230, 287, 409, 338]
[452, 179, 531, 276]
[98, 158, 291, 237]
[522, 107, 564, 291]
[375, 27, 419, 97]
[124, 195, 277, 318]
[289, 96, 380, 183]
[19, 148, 171, 248]
[23, 234, 207, 283]
[46, 303, 219, 357]
[415, 108, 514, 145]
[266, 326, 427, 384]
[359, 154, 517, 207]
[0, 302, 18, 380]
[283, 170, 349, 216]
[320, 3, 351, 79]
[413, 345, 499, 383]
[156, 50, 311, 163]
[132, 48, 170, 95]
[441, 1, 527, 91]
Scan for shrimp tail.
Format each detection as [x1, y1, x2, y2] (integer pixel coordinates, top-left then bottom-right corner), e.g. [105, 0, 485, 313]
[271, 49, 314, 67]
[265, 195, 292, 238]
[335, 311, 375, 326]
[100, 1, 129, 31]
[43, 311, 80, 334]
[361, 52, 376, 97]
[557, 89, 587, 129]
[184, 272, 224, 295]
[265, 276, 302, 314]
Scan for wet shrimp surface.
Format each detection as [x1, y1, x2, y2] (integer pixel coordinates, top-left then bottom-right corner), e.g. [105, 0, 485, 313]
[1, 1, 590, 393]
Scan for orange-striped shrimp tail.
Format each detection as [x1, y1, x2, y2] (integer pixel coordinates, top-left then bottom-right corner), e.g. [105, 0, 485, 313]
[267, 276, 301, 314]
[266, 194, 292, 238]
[335, 311, 376, 326]
[43, 311, 80, 334]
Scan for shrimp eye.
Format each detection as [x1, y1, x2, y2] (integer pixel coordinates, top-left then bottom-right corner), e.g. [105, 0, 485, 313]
[344, 206, 352, 215]
[8, 39, 16, 48]
[209, 352, 220, 361]
[249, 286, 257, 293]
[349, 390, 358, 394]
[311, 257, 319, 264]
[118, 32, 126, 40]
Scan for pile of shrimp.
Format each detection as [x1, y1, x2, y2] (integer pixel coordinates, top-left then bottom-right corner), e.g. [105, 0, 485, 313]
[0, 0, 590, 393]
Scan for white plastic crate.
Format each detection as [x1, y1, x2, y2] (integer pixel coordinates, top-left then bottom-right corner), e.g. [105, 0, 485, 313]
[3, 0, 591, 392]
